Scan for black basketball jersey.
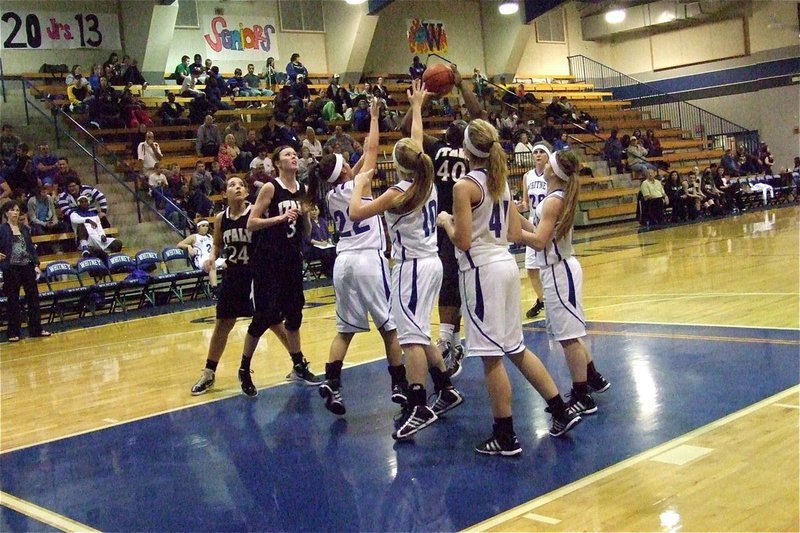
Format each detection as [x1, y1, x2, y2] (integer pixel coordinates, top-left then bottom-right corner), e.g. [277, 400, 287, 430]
[220, 203, 253, 272]
[255, 177, 306, 258]
[428, 139, 469, 214]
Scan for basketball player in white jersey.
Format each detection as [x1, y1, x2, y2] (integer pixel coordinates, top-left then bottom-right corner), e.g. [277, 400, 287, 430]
[437, 120, 581, 455]
[518, 141, 552, 318]
[176, 220, 225, 292]
[306, 99, 408, 415]
[516, 149, 610, 417]
[349, 79, 463, 440]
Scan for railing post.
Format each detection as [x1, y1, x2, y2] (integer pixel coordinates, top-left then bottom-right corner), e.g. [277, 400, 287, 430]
[53, 111, 61, 149]
[22, 79, 31, 125]
[92, 143, 99, 184]
[136, 190, 142, 223]
[0, 58, 6, 104]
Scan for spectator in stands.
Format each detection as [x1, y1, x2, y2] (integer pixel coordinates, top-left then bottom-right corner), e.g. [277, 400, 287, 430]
[148, 162, 169, 209]
[546, 96, 564, 121]
[632, 128, 643, 141]
[242, 63, 270, 97]
[0, 173, 12, 207]
[554, 132, 570, 151]
[557, 96, 577, 123]
[302, 127, 322, 158]
[373, 76, 393, 105]
[65, 74, 91, 113]
[137, 130, 163, 178]
[513, 131, 535, 164]
[249, 145, 275, 177]
[0, 200, 51, 342]
[349, 141, 363, 167]
[123, 58, 147, 88]
[501, 112, 518, 131]
[259, 116, 279, 148]
[185, 183, 214, 220]
[626, 136, 652, 180]
[204, 76, 232, 111]
[719, 148, 740, 177]
[223, 118, 248, 148]
[174, 55, 191, 85]
[297, 146, 312, 184]
[286, 53, 308, 85]
[409, 56, 426, 80]
[352, 99, 371, 132]
[168, 163, 186, 198]
[760, 144, 775, 175]
[324, 125, 355, 155]
[700, 171, 725, 216]
[640, 169, 668, 226]
[262, 57, 281, 92]
[303, 204, 336, 279]
[472, 68, 491, 102]
[71, 194, 122, 257]
[325, 74, 342, 100]
[196, 115, 222, 157]
[181, 66, 205, 98]
[248, 159, 271, 191]
[226, 68, 247, 97]
[241, 129, 259, 160]
[540, 115, 560, 145]
[86, 64, 102, 94]
[218, 134, 249, 173]
[334, 87, 353, 120]
[88, 84, 125, 129]
[59, 175, 110, 232]
[209, 161, 227, 193]
[33, 142, 59, 193]
[290, 74, 311, 111]
[1, 125, 20, 165]
[54, 157, 78, 195]
[643, 129, 662, 157]
[714, 166, 743, 212]
[664, 171, 687, 222]
[189, 54, 204, 76]
[6, 144, 37, 198]
[679, 174, 701, 220]
[192, 161, 214, 195]
[273, 112, 302, 151]
[27, 186, 61, 235]
[158, 92, 190, 125]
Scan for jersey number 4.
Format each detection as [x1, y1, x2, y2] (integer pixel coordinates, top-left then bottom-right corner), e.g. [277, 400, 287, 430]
[489, 200, 510, 238]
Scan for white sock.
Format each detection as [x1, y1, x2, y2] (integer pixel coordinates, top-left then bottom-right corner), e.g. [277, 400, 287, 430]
[439, 324, 455, 345]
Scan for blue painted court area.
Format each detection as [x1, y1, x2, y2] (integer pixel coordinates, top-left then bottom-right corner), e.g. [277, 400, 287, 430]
[1, 323, 798, 531]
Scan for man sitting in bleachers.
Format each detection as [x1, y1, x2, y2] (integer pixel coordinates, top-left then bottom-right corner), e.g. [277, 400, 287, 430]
[32, 143, 60, 194]
[27, 185, 62, 236]
[71, 194, 122, 258]
[196, 114, 222, 156]
[58, 176, 110, 231]
[158, 93, 190, 126]
[640, 169, 669, 226]
[323, 125, 355, 155]
[0, 125, 20, 167]
[242, 63, 271, 97]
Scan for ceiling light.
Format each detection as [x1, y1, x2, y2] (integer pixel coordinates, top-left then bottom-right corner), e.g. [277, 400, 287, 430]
[345, 0, 367, 5]
[605, 9, 626, 24]
[499, 1, 519, 15]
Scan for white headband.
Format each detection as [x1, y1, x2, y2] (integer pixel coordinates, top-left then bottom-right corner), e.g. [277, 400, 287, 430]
[549, 152, 571, 182]
[532, 143, 552, 156]
[463, 125, 490, 159]
[392, 143, 416, 175]
[327, 153, 344, 183]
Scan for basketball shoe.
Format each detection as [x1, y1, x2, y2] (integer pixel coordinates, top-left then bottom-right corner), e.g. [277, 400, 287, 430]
[391, 383, 408, 405]
[549, 408, 582, 437]
[526, 299, 544, 319]
[238, 368, 257, 397]
[392, 405, 438, 440]
[319, 380, 346, 415]
[588, 372, 611, 393]
[191, 368, 215, 396]
[565, 390, 598, 416]
[429, 387, 464, 416]
[475, 430, 522, 457]
[286, 359, 322, 385]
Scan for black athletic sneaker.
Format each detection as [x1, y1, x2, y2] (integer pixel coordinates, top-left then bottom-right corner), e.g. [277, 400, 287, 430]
[238, 368, 258, 397]
[191, 369, 215, 396]
[549, 409, 582, 437]
[566, 390, 598, 416]
[588, 372, 611, 393]
[526, 299, 545, 319]
[392, 405, 438, 440]
[430, 388, 464, 416]
[475, 433, 522, 457]
[445, 344, 465, 378]
[319, 380, 346, 415]
[391, 383, 408, 405]
[286, 360, 322, 386]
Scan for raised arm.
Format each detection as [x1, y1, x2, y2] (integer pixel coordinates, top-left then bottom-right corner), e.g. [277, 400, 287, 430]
[352, 98, 381, 179]
[452, 64, 486, 121]
[348, 170, 402, 222]
[407, 78, 429, 148]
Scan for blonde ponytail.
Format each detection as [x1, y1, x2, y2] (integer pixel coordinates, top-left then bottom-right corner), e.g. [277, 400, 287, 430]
[391, 138, 434, 214]
[463, 119, 507, 202]
[552, 150, 581, 240]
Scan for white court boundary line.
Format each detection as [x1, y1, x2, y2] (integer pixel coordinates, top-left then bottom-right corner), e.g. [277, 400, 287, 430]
[0, 490, 100, 532]
[464, 385, 800, 532]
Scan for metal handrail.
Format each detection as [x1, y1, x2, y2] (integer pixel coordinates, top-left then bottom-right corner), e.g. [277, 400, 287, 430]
[567, 54, 759, 154]
[20, 76, 193, 237]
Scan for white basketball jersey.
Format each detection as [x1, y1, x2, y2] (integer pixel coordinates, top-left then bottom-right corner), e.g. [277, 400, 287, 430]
[533, 190, 574, 267]
[327, 181, 386, 253]
[193, 233, 214, 267]
[384, 180, 438, 261]
[456, 169, 513, 271]
[524, 167, 548, 222]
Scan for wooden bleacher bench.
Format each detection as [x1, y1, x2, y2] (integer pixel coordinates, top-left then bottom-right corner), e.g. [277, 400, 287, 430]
[573, 100, 631, 109]
[521, 83, 595, 92]
[580, 176, 614, 188]
[123, 155, 214, 171]
[514, 74, 576, 84]
[587, 202, 637, 220]
[647, 149, 724, 165]
[580, 187, 639, 202]
[32, 227, 119, 244]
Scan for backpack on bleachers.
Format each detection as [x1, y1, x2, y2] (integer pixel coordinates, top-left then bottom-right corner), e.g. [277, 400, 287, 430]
[39, 63, 69, 76]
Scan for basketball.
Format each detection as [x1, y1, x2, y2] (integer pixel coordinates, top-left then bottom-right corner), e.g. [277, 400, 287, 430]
[422, 63, 455, 95]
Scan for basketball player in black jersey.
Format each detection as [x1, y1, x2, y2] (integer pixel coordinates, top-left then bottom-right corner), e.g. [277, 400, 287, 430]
[245, 145, 322, 390]
[399, 63, 486, 377]
[191, 177, 291, 396]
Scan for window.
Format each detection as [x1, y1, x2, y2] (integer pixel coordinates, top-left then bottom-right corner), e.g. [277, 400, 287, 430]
[279, 0, 325, 33]
[535, 8, 565, 43]
[175, 0, 199, 29]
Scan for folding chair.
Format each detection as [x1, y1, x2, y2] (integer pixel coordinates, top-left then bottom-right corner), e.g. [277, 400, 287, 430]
[106, 253, 144, 314]
[44, 261, 91, 323]
[161, 246, 204, 303]
[76, 257, 113, 316]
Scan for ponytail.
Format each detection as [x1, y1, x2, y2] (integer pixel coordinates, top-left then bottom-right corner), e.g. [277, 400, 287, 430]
[552, 150, 580, 241]
[464, 119, 507, 202]
[391, 138, 434, 214]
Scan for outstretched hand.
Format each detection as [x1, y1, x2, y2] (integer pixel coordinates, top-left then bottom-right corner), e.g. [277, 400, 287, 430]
[353, 168, 375, 190]
[450, 63, 462, 86]
[369, 97, 380, 118]
[407, 78, 429, 108]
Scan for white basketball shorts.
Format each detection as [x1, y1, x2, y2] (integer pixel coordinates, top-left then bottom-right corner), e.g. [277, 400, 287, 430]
[333, 250, 395, 334]
[391, 256, 442, 345]
[540, 256, 587, 341]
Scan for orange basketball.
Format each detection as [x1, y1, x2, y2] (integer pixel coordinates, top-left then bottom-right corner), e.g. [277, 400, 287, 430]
[422, 63, 455, 96]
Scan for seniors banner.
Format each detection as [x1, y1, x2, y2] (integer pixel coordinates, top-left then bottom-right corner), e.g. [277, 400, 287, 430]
[203, 15, 279, 61]
[0, 9, 121, 50]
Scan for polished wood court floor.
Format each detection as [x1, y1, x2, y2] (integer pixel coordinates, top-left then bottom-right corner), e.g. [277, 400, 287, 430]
[1, 206, 798, 531]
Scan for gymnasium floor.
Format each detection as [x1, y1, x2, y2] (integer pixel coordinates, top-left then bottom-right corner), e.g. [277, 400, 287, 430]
[1, 206, 798, 532]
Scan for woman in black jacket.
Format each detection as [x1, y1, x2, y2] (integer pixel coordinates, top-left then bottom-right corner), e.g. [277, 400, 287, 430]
[0, 200, 51, 342]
